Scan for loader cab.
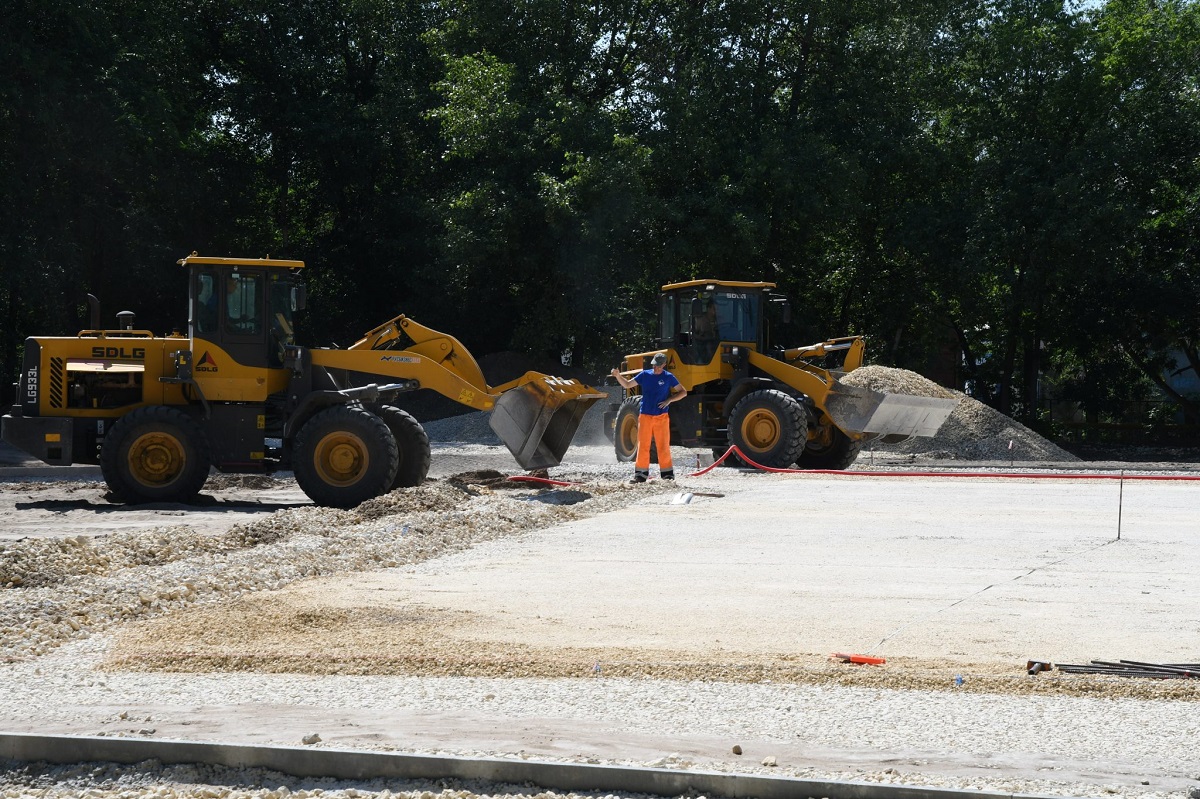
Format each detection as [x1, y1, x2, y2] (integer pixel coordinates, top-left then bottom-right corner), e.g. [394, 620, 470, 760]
[182, 254, 305, 371]
[658, 280, 775, 366]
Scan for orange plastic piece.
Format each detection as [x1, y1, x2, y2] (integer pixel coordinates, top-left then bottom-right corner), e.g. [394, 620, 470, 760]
[832, 653, 886, 665]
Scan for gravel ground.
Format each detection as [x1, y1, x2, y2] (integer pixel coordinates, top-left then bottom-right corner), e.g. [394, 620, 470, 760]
[2, 368, 1199, 799]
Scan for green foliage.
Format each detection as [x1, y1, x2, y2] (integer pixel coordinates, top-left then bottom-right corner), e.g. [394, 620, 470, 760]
[0, 0, 1197, 433]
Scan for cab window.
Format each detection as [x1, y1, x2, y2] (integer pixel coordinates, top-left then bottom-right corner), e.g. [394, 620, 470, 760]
[716, 291, 759, 342]
[658, 294, 676, 342]
[224, 273, 261, 335]
[267, 276, 297, 366]
[195, 271, 219, 333]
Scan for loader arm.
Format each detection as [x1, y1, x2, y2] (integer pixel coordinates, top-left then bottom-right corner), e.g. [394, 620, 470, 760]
[346, 315, 488, 393]
[323, 316, 605, 470]
[309, 348, 500, 412]
[747, 350, 840, 410]
[782, 336, 866, 371]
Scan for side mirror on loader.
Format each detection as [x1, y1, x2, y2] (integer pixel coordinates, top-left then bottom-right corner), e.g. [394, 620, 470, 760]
[769, 295, 792, 324]
[292, 284, 306, 312]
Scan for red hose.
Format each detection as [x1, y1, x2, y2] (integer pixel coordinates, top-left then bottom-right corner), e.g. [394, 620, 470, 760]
[690, 445, 1200, 481]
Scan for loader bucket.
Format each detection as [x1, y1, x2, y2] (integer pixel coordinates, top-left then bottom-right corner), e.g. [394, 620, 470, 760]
[490, 374, 607, 470]
[824, 382, 959, 441]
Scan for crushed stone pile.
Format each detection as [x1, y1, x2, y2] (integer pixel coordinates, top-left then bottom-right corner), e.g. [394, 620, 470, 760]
[840, 366, 1078, 462]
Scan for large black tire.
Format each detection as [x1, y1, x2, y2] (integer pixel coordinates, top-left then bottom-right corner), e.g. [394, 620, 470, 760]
[727, 389, 806, 469]
[99, 406, 211, 504]
[613, 396, 641, 462]
[798, 424, 863, 470]
[294, 404, 399, 508]
[373, 404, 430, 489]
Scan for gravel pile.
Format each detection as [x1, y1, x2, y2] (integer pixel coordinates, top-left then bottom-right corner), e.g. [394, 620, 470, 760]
[840, 366, 1078, 462]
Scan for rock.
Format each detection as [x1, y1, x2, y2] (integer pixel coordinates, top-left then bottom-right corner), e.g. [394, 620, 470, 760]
[731, 744, 742, 755]
[761, 756, 777, 767]
[301, 733, 321, 745]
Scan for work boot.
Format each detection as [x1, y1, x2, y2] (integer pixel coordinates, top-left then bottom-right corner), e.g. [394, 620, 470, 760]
[630, 470, 648, 483]
[659, 469, 674, 481]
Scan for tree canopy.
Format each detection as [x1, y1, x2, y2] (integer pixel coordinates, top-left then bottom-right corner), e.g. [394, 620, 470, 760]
[1, 0, 1197, 432]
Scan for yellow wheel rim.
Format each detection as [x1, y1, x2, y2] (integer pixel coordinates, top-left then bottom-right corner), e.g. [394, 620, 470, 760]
[313, 431, 369, 487]
[740, 409, 780, 453]
[127, 432, 187, 488]
[617, 414, 638, 457]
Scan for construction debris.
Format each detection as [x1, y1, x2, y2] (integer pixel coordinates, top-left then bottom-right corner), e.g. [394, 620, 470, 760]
[1035, 659, 1200, 679]
[832, 652, 887, 666]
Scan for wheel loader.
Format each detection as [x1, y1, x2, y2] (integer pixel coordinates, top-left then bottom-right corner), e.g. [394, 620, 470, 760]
[604, 279, 957, 469]
[1, 254, 603, 508]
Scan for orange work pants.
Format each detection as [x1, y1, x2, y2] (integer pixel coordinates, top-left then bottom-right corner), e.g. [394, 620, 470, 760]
[635, 413, 673, 472]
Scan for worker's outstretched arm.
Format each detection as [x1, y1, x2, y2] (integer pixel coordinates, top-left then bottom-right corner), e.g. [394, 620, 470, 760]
[611, 367, 638, 390]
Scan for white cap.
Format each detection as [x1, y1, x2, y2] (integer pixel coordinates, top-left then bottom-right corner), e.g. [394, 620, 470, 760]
[651, 353, 667, 367]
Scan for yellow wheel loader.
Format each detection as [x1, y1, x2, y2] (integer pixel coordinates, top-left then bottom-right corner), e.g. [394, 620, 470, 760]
[1, 254, 603, 508]
[605, 279, 957, 469]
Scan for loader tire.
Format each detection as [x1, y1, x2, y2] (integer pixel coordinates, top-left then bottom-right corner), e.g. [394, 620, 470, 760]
[100, 406, 211, 504]
[799, 425, 863, 470]
[613, 397, 641, 462]
[728, 389, 806, 469]
[294, 404, 399, 508]
[373, 404, 430, 489]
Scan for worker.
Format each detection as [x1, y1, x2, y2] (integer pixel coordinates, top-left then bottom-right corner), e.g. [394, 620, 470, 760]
[610, 352, 687, 483]
[694, 300, 718, 338]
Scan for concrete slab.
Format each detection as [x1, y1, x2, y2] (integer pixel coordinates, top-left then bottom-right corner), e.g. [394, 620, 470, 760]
[357, 473, 1200, 666]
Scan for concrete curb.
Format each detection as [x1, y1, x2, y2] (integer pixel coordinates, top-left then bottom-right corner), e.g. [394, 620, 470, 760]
[0, 733, 1073, 799]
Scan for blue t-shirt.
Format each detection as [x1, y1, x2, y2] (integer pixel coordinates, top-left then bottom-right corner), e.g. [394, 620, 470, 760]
[633, 369, 680, 416]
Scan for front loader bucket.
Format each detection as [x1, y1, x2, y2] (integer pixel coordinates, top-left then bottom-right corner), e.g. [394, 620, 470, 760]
[824, 382, 959, 442]
[490, 374, 607, 470]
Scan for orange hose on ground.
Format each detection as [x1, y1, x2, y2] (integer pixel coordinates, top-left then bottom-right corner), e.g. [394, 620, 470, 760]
[690, 445, 1200, 481]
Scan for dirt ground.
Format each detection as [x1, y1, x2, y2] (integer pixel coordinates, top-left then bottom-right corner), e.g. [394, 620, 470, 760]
[0, 444, 581, 540]
[4, 442, 1199, 696]
[3, 440, 1200, 797]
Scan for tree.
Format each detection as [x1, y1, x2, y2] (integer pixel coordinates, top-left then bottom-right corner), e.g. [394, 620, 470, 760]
[423, 0, 668, 371]
[1077, 0, 1200, 423]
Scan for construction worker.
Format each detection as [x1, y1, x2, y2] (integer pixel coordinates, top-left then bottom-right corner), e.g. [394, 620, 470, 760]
[694, 299, 718, 339]
[610, 352, 687, 482]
